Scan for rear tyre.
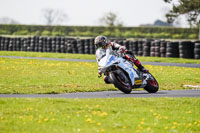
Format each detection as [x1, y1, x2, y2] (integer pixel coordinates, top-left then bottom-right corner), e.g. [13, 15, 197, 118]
[109, 72, 132, 94]
[144, 73, 159, 93]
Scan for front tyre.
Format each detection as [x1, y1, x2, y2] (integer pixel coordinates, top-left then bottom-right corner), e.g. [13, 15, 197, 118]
[109, 72, 132, 94]
[144, 73, 159, 93]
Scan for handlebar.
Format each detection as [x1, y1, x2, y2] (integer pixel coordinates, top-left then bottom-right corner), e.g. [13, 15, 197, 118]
[110, 50, 126, 57]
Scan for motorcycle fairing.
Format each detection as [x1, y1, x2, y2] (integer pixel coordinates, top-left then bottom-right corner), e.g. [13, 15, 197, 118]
[98, 47, 140, 86]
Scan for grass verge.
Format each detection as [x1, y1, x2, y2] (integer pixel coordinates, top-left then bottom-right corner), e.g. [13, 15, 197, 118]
[0, 51, 95, 60]
[1, 51, 200, 64]
[0, 57, 199, 94]
[0, 98, 200, 133]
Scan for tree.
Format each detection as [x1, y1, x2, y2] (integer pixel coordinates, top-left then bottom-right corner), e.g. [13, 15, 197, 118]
[164, 0, 200, 39]
[99, 12, 123, 27]
[0, 17, 20, 24]
[41, 8, 68, 25]
[164, 0, 200, 25]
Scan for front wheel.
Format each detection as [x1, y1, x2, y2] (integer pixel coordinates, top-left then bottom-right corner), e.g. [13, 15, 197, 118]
[144, 73, 159, 93]
[109, 72, 132, 94]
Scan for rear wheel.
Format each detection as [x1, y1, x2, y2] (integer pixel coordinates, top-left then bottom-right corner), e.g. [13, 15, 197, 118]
[144, 73, 159, 93]
[109, 72, 132, 94]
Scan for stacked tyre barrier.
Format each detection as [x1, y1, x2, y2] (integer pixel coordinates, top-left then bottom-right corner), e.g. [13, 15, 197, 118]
[149, 40, 166, 57]
[137, 40, 144, 56]
[0, 36, 199, 59]
[143, 41, 151, 57]
[166, 42, 179, 58]
[123, 40, 130, 51]
[179, 41, 194, 59]
[77, 39, 84, 54]
[160, 41, 167, 57]
[154, 40, 161, 57]
[130, 41, 138, 56]
[0, 36, 96, 55]
[194, 42, 200, 59]
[150, 41, 155, 57]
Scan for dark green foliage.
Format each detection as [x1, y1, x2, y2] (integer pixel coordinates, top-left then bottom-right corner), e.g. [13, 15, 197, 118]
[0, 24, 198, 39]
[164, 0, 200, 26]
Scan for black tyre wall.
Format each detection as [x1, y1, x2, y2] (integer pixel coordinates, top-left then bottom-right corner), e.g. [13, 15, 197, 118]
[194, 43, 200, 59]
[143, 41, 151, 56]
[179, 41, 194, 59]
[166, 42, 179, 58]
[130, 41, 138, 56]
[160, 41, 166, 57]
[0, 35, 200, 59]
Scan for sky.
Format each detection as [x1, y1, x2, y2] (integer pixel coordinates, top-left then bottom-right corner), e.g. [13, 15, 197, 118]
[0, 0, 187, 27]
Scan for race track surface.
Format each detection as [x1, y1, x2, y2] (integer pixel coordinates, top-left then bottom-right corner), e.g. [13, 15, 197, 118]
[0, 90, 200, 98]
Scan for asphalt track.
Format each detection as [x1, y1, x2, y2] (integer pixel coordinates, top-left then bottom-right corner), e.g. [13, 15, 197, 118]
[0, 90, 200, 98]
[1, 55, 200, 68]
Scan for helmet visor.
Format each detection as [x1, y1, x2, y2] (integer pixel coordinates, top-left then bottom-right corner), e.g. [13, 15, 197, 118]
[96, 42, 107, 49]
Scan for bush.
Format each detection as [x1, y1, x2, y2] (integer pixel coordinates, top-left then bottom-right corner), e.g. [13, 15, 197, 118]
[52, 31, 65, 36]
[0, 30, 10, 35]
[172, 34, 182, 39]
[0, 24, 198, 39]
[188, 34, 198, 39]
[13, 30, 29, 35]
[42, 30, 51, 36]
[30, 31, 41, 36]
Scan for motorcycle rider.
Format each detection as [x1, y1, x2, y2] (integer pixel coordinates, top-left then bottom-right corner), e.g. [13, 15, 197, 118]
[94, 35, 149, 84]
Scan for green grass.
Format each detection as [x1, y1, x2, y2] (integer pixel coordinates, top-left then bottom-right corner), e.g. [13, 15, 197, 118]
[0, 51, 95, 60]
[1, 51, 200, 64]
[139, 56, 200, 64]
[0, 51, 200, 133]
[0, 58, 112, 94]
[0, 57, 200, 94]
[0, 98, 200, 133]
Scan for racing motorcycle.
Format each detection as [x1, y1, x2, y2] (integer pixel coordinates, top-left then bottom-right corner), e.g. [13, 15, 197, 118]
[98, 47, 159, 94]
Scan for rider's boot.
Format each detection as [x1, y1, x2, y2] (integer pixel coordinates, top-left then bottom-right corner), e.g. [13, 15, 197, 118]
[125, 54, 149, 73]
[134, 60, 149, 73]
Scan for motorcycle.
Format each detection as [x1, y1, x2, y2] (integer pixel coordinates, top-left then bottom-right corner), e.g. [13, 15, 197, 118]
[98, 47, 159, 94]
